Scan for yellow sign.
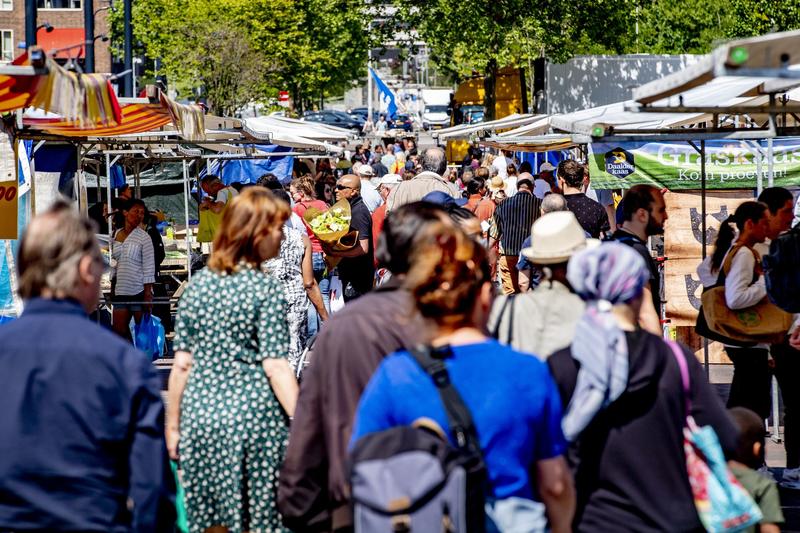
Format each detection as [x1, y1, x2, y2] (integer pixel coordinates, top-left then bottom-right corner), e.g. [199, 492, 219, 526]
[0, 180, 18, 240]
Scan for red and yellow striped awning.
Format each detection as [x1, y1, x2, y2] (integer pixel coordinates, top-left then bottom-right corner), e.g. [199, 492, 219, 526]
[23, 102, 173, 137]
[0, 54, 46, 114]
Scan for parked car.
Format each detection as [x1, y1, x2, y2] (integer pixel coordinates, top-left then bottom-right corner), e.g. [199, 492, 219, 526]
[349, 107, 380, 123]
[391, 113, 416, 132]
[422, 104, 450, 129]
[303, 110, 363, 131]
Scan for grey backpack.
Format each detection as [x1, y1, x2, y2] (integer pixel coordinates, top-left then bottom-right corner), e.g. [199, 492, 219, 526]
[348, 345, 488, 533]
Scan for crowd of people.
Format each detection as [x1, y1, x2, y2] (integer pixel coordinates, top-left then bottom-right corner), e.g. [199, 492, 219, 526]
[2, 139, 800, 533]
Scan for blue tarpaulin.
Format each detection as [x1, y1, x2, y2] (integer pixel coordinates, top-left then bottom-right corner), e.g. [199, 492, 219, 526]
[219, 145, 295, 185]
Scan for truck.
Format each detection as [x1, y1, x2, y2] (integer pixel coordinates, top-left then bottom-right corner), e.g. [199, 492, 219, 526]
[446, 66, 528, 163]
[421, 88, 452, 130]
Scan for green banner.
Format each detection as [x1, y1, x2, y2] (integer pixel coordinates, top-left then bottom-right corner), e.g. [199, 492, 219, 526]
[588, 139, 800, 190]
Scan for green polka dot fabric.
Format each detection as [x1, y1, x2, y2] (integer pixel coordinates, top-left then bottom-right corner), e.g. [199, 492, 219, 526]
[173, 267, 291, 532]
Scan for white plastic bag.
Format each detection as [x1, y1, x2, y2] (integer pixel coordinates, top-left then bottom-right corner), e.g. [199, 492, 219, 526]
[329, 274, 345, 314]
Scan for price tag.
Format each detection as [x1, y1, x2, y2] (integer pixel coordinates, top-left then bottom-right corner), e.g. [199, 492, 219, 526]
[0, 180, 18, 239]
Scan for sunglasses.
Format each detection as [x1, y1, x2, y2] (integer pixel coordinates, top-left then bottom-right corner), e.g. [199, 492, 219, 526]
[335, 184, 352, 191]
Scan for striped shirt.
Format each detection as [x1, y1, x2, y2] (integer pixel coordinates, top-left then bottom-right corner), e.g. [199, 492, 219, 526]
[112, 227, 155, 296]
[489, 191, 542, 256]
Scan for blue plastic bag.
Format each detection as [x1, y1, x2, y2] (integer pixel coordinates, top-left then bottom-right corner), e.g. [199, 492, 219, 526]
[130, 313, 165, 360]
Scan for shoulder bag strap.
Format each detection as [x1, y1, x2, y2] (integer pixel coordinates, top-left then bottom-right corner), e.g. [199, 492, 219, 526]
[665, 340, 691, 420]
[490, 295, 513, 341]
[407, 345, 485, 462]
[506, 294, 516, 345]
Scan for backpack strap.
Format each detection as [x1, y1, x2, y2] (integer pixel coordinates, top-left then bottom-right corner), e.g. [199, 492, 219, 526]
[407, 345, 485, 462]
[490, 294, 516, 342]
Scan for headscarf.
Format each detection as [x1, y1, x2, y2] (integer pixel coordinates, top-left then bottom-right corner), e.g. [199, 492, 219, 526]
[561, 242, 649, 441]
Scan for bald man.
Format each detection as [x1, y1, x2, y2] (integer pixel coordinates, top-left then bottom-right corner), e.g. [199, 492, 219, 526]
[324, 174, 374, 300]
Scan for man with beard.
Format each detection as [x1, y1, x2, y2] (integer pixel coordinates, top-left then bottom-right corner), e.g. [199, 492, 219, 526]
[610, 184, 668, 334]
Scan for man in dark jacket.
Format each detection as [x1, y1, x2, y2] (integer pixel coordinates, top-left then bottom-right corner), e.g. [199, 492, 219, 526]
[278, 202, 448, 532]
[0, 201, 175, 532]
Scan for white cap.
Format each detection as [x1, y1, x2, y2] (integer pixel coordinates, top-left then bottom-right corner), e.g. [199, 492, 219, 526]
[539, 162, 556, 173]
[374, 173, 402, 188]
[358, 165, 374, 177]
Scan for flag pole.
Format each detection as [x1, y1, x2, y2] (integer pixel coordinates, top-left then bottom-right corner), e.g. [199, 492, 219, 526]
[367, 51, 373, 126]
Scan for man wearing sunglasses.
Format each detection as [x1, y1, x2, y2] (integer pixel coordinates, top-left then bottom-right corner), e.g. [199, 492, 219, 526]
[325, 174, 374, 301]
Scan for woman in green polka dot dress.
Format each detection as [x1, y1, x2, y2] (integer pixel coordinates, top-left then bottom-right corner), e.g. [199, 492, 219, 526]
[166, 188, 299, 533]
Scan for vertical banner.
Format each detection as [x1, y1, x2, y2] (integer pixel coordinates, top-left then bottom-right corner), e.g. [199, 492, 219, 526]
[663, 190, 753, 326]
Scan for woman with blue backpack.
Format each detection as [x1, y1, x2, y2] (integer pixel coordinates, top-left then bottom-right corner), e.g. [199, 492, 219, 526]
[349, 218, 574, 533]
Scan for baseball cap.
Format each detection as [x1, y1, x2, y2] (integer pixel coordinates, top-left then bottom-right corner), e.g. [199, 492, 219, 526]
[422, 190, 468, 208]
[374, 174, 402, 188]
[358, 165, 375, 177]
[540, 162, 555, 173]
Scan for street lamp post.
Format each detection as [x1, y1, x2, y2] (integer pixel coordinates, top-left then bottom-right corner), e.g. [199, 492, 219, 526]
[83, 0, 94, 72]
[25, 0, 37, 49]
[367, 49, 373, 125]
[123, 0, 133, 96]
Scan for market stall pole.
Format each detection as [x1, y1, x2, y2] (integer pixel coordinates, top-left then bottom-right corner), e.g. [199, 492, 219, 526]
[182, 159, 192, 280]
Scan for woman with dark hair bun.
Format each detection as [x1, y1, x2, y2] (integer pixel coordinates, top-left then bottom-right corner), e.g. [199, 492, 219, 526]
[351, 222, 575, 532]
[699, 201, 773, 420]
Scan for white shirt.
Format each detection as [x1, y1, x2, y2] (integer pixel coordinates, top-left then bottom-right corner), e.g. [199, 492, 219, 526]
[724, 246, 766, 310]
[287, 212, 306, 233]
[504, 176, 518, 197]
[112, 227, 155, 296]
[492, 155, 508, 179]
[215, 186, 238, 205]
[360, 180, 384, 213]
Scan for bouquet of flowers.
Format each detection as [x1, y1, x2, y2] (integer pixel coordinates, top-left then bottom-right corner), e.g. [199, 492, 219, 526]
[303, 198, 358, 252]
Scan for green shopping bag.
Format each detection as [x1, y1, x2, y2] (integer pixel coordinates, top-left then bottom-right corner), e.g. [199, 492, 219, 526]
[171, 461, 189, 533]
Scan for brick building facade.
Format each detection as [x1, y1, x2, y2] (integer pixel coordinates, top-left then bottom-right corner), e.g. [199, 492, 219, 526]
[0, 0, 111, 73]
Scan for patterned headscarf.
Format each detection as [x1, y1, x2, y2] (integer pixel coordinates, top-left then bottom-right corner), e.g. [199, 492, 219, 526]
[561, 242, 649, 441]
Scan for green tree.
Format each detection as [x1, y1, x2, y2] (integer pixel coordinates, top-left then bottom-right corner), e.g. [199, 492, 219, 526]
[727, 0, 800, 37]
[390, 0, 637, 120]
[632, 0, 733, 54]
[125, 0, 370, 114]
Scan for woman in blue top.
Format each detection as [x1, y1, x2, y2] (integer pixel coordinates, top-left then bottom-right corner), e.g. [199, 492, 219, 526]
[351, 219, 575, 533]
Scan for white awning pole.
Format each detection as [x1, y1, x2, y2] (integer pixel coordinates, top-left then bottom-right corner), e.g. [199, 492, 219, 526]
[183, 160, 192, 280]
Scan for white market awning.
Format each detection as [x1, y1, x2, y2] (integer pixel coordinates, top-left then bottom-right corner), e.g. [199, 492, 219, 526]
[243, 117, 344, 153]
[632, 30, 800, 104]
[433, 114, 542, 140]
[245, 115, 353, 142]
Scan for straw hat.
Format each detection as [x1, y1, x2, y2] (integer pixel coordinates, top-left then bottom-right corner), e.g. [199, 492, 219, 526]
[521, 211, 599, 264]
[488, 175, 505, 192]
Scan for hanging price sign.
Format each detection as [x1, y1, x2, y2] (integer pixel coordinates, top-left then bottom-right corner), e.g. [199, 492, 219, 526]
[0, 180, 18, 239]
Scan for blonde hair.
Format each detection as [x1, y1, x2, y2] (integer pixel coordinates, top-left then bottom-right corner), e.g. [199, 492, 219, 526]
[208, 187, 290, 273]
[17, 200, 100, 299]
[404, 222, 490, 328]
[291, 175, 316, 199]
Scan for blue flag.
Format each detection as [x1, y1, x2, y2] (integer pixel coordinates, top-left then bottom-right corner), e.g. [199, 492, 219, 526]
[370, 68, 398, 119]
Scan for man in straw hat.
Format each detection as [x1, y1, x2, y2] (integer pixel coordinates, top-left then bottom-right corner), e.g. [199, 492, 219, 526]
[488, 210, 599, 359]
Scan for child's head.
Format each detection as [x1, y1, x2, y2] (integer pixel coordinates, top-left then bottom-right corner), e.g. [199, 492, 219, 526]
[729, 407, 766, 469]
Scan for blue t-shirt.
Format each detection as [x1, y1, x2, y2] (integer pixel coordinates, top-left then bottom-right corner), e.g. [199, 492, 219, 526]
[351, 340, 566, 500]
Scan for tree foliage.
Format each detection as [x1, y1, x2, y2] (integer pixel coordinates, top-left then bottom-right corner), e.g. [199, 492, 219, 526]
[727, 0, 800, 38]
[126, 0, 370, 115]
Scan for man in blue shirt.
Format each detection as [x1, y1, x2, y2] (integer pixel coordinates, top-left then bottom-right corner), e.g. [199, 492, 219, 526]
[0, 201, 175, 532]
